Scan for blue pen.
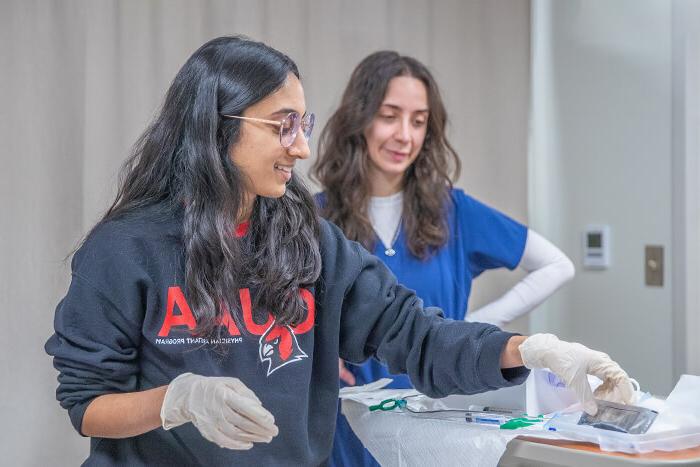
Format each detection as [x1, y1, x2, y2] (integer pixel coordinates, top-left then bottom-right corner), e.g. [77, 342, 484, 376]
[465, 413, 509, 425]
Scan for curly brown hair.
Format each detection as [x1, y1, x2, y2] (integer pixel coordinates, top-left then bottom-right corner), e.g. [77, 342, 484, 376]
[312, 51, 460, 259]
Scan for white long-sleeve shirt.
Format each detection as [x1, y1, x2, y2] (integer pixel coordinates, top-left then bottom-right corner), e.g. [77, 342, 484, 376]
[466, 229, 575, 327]
[369, 193, 574, 328]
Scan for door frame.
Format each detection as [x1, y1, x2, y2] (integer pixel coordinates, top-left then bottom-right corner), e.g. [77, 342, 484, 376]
[671, 0, 700, 380]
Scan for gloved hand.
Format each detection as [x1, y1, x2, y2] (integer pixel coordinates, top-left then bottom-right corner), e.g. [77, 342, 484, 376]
[161, 372, 279, 450]
[519, 334, 635, 415]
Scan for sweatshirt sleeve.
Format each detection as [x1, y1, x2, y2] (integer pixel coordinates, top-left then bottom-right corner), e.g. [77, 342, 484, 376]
[44, 226, 146, 435]
[334, 227, 529, 398]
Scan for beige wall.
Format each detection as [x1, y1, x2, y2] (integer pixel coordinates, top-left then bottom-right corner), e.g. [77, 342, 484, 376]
[0, 1, 530, 464]
[1, 1, 89, 464]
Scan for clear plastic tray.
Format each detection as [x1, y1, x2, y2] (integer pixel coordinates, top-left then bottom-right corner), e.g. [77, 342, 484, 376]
[545, 411, 700, 454]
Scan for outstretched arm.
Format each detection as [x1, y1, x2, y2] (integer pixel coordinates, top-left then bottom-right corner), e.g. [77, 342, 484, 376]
[337, 237, 530, 398]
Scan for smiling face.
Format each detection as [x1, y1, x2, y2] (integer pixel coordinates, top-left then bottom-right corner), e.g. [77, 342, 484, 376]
[229, 73, 310, 212]
[363, 76, 429, 195]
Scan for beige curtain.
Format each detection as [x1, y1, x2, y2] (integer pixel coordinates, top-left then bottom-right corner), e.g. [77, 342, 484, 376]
[0, 1, 529, 464]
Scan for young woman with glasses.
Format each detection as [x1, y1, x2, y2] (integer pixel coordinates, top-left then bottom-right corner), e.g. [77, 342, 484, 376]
[312, 52, 578, 466]
[46, 37, 632, 466]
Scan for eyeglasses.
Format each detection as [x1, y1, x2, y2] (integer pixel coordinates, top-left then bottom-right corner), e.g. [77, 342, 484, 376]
[221, 111, 315, 149]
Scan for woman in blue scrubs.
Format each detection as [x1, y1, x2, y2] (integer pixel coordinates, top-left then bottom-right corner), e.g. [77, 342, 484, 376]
[312, 51, 576, 466]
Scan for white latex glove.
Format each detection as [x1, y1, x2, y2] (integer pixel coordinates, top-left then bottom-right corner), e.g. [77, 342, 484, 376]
[519, 334, 635, 415]
[161, 372, 279, 450]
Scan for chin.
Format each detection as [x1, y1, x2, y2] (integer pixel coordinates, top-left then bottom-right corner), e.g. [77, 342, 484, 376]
[380, 163, 411, 176]
[260, 186, 287, 199]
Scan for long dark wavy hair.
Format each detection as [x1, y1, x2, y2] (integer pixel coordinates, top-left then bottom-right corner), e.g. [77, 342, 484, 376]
[96, 36, 321, 337]
[312, 51, 460, 259]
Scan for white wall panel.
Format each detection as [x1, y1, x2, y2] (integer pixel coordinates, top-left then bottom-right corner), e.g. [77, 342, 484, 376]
[530, 0, 674, 395]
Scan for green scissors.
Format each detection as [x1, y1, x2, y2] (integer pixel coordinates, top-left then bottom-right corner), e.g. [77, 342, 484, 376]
[369, 398, 407, 412]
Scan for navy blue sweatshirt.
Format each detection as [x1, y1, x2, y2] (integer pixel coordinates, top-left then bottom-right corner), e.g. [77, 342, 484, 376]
[45, 204, 528, 466]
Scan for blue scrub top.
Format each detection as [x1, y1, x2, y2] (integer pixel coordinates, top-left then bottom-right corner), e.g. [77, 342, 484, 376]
[316, 188, 527, 389]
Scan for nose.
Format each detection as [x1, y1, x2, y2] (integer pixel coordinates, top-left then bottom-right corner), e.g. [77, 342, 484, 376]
[394, 117, 411, 143]
[286, 129, 311, 160]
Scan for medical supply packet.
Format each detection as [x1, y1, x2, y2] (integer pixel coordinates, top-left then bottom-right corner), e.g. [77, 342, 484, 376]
[545, 374, 700, 454]
[577, 399, 658, 434]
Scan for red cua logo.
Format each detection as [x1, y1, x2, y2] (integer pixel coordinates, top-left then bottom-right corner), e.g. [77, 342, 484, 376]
[157, 286, 315, 375]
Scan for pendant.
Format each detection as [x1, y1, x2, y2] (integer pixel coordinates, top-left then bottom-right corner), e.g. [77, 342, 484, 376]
[385, 248, 396, 257]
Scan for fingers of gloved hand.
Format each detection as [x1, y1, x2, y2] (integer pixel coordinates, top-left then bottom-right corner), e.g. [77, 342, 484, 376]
[583, 350, 636, 405]
[585, 350, 620, 377]
[568, 372, 599, 415]
[588, 355, 627, 383]
[220, 403, 279, 439]
[221, 377, 262, 405]
[221, 392, 278, 437]
[197, 424, 255, 450]
[594, 376, 636, 405]
[217, 412, 275, 443]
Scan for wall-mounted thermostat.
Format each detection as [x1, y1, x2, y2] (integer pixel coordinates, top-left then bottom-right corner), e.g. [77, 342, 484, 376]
[583, 225, 610, 269]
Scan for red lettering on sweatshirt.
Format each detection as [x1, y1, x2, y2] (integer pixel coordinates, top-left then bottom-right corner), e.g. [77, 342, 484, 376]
[158, 286, 197, 336]
[291, 288, 315, 334]
[157, 286, 315, 338]
[239, 288, 274, 334]
[216, 304, 242, 336]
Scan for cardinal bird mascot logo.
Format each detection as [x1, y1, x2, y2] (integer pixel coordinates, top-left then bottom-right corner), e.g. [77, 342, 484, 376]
[243, 287, 315, 376]
[259, 323, 308, 376]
